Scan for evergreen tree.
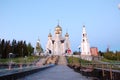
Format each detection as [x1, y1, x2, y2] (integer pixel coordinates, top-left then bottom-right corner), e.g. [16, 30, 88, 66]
[1, 39, 5, 58]
[0, 39, 2, 58]
[5, 40, 12, 58]
[23, 41, 28, 56]
[0, 39, 34, 58]
[27, 43, 34, 56]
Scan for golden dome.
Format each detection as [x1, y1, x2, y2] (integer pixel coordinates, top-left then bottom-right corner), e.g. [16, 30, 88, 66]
[55, 31, 60, 34]
[65, 32, 69, 37]
[48, 33, 52, 37]
[55, 24, 62, 31]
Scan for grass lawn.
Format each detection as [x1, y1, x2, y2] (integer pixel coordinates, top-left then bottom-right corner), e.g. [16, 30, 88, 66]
[0, 56, 40, 64]
[67, 56, 92, 65]
[67, 56, 120, 70]
[101, 58, 120, 63]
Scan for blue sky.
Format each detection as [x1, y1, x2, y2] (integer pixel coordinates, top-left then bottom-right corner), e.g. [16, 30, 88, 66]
[0, 0, 120, 52]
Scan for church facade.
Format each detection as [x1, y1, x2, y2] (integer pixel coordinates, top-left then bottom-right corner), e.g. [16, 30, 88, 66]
[46, 24, 71, 55]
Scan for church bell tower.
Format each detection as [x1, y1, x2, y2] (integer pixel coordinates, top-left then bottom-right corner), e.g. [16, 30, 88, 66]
[80, 25, 92, 61]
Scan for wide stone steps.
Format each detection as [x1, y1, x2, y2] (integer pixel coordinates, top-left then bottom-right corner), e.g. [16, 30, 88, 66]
[58, 56, 67, 65]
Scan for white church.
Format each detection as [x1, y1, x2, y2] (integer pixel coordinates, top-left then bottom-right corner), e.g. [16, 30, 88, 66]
[36, 23, 92, 61]
[45, 24, 71, 55]
[79, 25, 92, 61]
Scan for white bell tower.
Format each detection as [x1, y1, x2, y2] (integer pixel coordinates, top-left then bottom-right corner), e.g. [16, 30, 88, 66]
[80, 25, 92, 61]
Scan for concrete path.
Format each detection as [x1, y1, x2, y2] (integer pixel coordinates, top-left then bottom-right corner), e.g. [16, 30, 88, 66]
[19, 65, 92, 80]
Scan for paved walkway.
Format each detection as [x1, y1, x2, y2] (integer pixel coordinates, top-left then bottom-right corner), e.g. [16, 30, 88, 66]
[19, 65, 92, 80]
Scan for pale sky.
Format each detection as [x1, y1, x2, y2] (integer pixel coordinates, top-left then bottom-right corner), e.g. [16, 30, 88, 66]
[0, 0, 120, 52]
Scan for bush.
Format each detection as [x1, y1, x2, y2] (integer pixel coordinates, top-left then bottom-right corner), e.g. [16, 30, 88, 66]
[103, 51, 120, 61]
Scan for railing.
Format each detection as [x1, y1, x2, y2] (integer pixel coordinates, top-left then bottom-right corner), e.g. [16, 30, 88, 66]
[81, 63, 120, 70]
[79, 63, 120, 80]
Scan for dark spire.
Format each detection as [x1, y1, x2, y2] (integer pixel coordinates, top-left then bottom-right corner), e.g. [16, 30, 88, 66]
[83, 25, 85, 27]
[58, 19, 59, 26]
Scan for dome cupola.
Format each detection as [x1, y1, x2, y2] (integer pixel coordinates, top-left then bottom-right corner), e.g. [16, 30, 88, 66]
[55, 24, 62, 34]
[65, 32, 69, 37]
[48, 33, 52, 37]
[55, 24, 62, 31]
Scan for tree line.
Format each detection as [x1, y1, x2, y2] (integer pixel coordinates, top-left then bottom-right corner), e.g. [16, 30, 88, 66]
[103, 51, 120, 61]
[0, 39, 34, 59]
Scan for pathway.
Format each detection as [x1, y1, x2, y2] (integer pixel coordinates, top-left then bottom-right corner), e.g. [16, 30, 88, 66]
[18, 56, 93, 80]
[19, 65, 92, 80]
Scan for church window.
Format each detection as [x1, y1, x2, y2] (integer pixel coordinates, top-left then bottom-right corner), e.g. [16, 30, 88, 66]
[61, 40, 64, 43]
[52, 40, 54, 44]
[83, 39, 85, 42]
[83, 34, 85, 37]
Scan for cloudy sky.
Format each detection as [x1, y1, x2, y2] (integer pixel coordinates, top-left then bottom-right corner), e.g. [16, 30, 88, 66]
[0, 0, 120, 52]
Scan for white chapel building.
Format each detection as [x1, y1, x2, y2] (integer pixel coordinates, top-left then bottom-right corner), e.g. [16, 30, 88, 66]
[46, 24, 71, 55]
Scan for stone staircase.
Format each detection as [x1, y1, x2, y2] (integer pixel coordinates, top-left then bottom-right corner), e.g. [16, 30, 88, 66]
[58, 56, 67, 65]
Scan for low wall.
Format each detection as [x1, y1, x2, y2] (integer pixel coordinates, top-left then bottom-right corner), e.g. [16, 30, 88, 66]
[0, 64, 55, 80]
[92, 68, 120, 80]
[80, 68, 120, 80]
[68, 64, 120, 80]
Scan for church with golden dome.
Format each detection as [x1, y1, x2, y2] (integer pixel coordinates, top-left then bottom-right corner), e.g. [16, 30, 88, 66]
[46, 24, 71, 55]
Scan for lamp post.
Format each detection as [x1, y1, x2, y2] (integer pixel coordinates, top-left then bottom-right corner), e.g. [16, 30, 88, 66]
[79, 48, 81, 58]
[78, 47, 81, 65]
[24, 56, 27, 66]
[9, 53, 13, 70]
[9, 53, 13, 63]
[20, 48, 23, 69]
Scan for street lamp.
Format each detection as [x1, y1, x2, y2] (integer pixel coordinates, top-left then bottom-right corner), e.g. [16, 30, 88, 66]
[20, 48, 23, 69]
[78, 47, 81, 64]
[9, 53, 13, 63]
[8, 53, 13, 70]
[24, 56, 27, 66]
[79, 48, 80, 56]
